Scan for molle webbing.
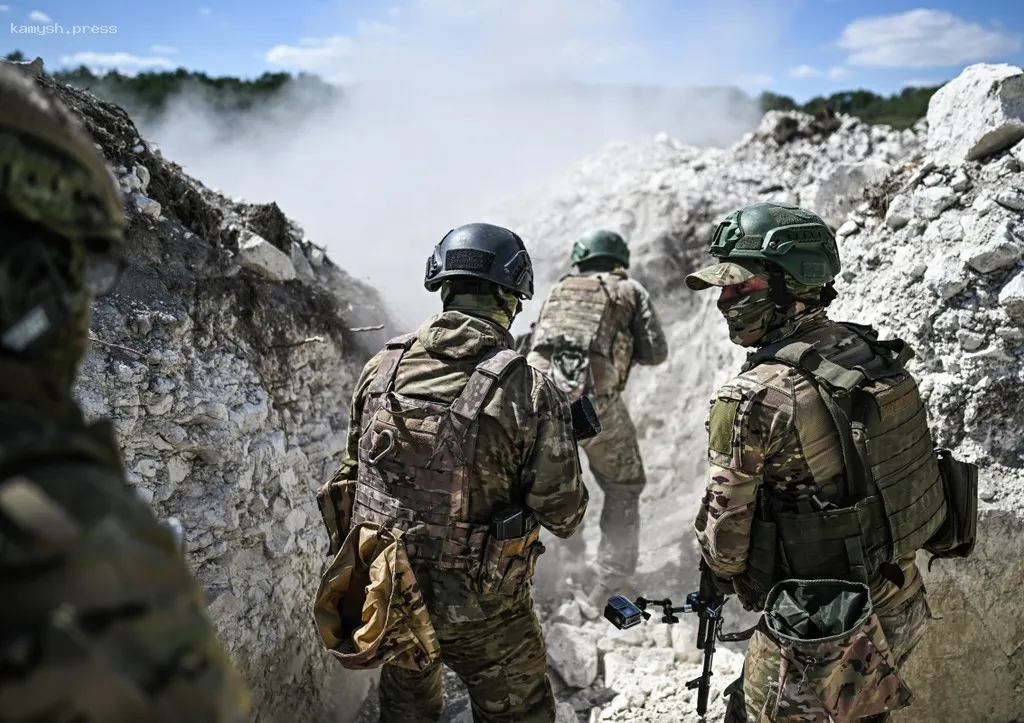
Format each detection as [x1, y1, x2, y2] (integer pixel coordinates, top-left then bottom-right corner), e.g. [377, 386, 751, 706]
[353, 333, 523, 570]
[530, 274, 616, 356]
[748, 325, 945, 585]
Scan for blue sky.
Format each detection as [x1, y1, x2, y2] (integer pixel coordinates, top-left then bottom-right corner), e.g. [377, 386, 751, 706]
[2, 0, 1022, 101]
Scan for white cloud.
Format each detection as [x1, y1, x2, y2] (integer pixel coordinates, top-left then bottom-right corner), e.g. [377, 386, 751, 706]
[264, 36, 356, 75]
[839, 9, 1022, 68]
[151, 44, 178, 54]
[0, 6, 12, 12]
[199, 6, 211, 15]
[788, 64, 820, 78]
[59, 51, 174, 71]
[28, 9, 50, 22]
[265, 0, 644, 83]
[827, 65, 849, 79]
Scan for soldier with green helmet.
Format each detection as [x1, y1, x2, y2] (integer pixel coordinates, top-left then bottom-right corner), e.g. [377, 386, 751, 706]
[319, 222, 588, 721]
[0, 63, 250, 721]
[525, 228, 667, 605]
[685, 201, 974, 722]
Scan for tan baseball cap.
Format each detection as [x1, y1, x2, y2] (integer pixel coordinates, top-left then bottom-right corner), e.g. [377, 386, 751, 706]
[684, 259, 765, 291]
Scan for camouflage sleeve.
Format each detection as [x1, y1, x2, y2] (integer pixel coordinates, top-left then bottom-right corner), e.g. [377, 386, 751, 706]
[332, 349, 385, 482]
[521, 370, 589, 538]
[0, 464, 250, 722]
[627, 279, 668, 366]
[693, 379, 792, 579]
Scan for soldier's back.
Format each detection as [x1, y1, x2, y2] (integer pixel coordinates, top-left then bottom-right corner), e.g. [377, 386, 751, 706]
[0, 360, 250, 723]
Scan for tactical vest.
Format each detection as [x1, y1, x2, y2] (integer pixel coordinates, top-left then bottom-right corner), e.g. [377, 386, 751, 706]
[744, 323, 947, 590]
[350, 332, 524, 571]
[530, 272, 634, 398]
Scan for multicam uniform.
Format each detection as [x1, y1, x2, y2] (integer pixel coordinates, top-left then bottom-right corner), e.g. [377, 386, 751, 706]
[331, 309, 588, 723]
[686, 201, 964, 723]
[696, 313, 935, 721]
[0, 61, 249, 723]
[527, 268, 666, 586]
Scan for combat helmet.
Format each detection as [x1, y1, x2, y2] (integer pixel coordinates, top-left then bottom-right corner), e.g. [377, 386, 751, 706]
[570, 228, 629, 268]
[685, 202, 840, 301]
[0, 63, 126, 383]
[424, 222, 534, 299]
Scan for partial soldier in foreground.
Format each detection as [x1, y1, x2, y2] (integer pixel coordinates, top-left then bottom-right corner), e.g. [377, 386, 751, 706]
[0, 64, 250, 722]
[686, 202, 975, 722]
[320, 222, 588, 722]
[525, 229, 667, 604]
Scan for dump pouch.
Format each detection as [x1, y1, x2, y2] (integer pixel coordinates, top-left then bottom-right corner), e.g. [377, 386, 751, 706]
[924, 448, 979, 561]
[762, 578, 913, 721]
[477, 523, 544, 595]
[312, 521, 440, 671]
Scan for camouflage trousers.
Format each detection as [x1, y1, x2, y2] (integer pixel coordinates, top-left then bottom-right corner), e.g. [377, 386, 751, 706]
[378, 596, 555, 722]
[726, 588, 932, 723]
[568, 393, 647, 582]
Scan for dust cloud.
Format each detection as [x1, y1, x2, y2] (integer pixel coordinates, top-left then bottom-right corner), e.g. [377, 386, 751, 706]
[138, 0, 773, 328]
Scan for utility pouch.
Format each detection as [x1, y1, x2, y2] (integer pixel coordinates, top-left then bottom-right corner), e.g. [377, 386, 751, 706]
[762, 578, 913, 721]
[924, 448, 979, 561]
[477, 508, 544, 596]
[747, 517, 779, 592]
[316, 477, 354, 557]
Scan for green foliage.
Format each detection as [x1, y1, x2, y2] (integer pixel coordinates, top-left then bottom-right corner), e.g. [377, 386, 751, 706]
[759, 85, 942, 129]
[4, 48, 939, 130]
[4, 49, 340, 121]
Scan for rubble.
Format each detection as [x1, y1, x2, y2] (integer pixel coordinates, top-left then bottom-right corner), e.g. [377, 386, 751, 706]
[17, 53, 1024, 723]
[493, 62, 1024, 723]
[926, 63, 1024, 164]
[11, 58, 398, 722]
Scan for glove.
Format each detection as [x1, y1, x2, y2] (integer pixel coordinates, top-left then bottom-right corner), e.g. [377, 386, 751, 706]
[733, 574, 767, 611]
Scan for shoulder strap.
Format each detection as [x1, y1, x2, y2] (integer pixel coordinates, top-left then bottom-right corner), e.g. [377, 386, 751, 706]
[366, 333, 416, 396]
[750, 339, 866, 393]
[450, 349, 523, 423]
[747, 339, 868, 501]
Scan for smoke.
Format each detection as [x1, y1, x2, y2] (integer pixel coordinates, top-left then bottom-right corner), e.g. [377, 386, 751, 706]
[138, 0, 784, 328]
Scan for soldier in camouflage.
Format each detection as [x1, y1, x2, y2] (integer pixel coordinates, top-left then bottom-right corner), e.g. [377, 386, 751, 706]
[0, 64, 250, 721]
[524, 229, 666, 604]
[686, 202, 939, 722]
[323, 222, 588, 722]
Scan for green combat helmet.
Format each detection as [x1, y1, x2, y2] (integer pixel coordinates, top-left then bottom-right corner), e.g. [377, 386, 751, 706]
[685, 202, 840, 295]
[0, 63, 126, 387]
[570, 229, 630, 268]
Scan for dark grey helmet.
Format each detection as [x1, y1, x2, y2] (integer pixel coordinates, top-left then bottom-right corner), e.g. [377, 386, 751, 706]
[424, 222, 534, 299]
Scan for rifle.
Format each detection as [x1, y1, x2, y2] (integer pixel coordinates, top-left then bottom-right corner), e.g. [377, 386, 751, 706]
[603, 559, 749, 718]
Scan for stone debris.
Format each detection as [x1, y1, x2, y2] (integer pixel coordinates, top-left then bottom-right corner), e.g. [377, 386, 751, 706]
[12, 52, 1024, 723]
[237, 232, 297, 282]
[926, 63, 1024, 165]
[493, 61, 1024, 723]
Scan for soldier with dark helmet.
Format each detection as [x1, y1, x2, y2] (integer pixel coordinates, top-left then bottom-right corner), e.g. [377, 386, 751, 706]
[685, 201, 976, 722]
[0, 64, 250, 720]
[525, 229, 667, 605]
[319, 222, 588, 722]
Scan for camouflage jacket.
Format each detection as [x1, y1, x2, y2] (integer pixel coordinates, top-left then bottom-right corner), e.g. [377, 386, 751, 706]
[0, 359, 249, 722]
[335, 311, 588, 619]
[527, 269, 667, 396]
[694, 313, 922, 614]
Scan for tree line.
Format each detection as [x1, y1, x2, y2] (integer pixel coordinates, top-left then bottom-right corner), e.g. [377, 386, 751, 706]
[5, 49, 940, 129]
